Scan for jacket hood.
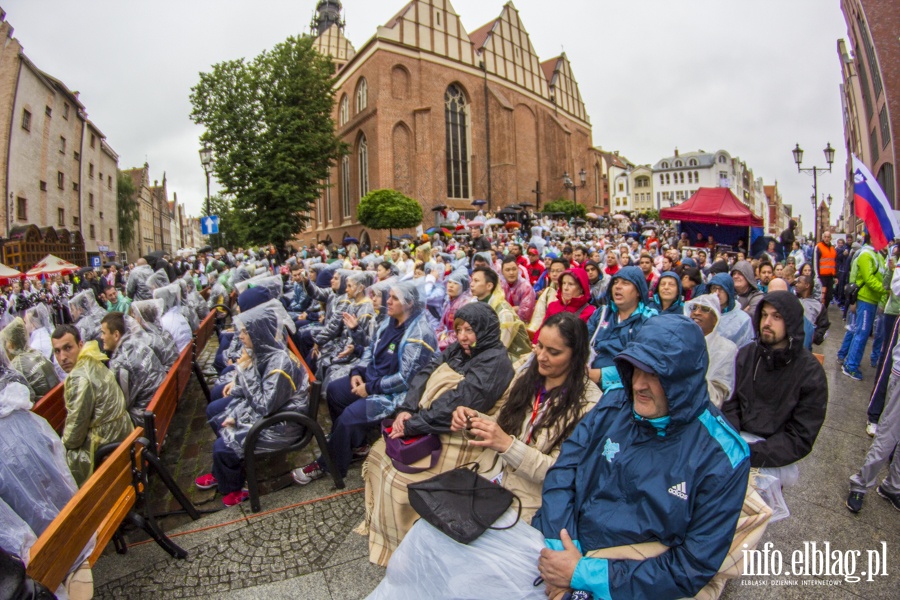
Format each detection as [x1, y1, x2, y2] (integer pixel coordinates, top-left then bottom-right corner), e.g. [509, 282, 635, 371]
[237, 287, 272, 313]
[0, 318, 30, 358]
[452, 302, 503, 355]
[653, 270, 683, 311]
[233, 299, 295, 361]
[77, 340, 109, 364]
[615, 314, 710, 428]
[69, 290, 105, 322]
[752, 291, 805, 354]
[448, 267, 471, 292]
[607, 266, 649, 313]
[730, 261, 756, 293]
[708, 273, 737, 312]
[153, 283, 182, 312]
[683, 293, 722, 335]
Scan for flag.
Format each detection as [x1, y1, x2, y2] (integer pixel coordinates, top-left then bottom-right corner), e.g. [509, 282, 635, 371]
[853, 154, 898, 250]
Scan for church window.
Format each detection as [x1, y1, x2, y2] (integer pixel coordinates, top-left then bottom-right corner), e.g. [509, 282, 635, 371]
[358, 135, 369, 199]
[341, 156, 351, 218]
[339, 94, 349, 126]
[445, 84, 470, 199]
[355, 78, 368, 113]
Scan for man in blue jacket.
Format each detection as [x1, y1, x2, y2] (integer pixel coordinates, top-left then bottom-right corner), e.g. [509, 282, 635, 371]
[534, 314, 750, 599]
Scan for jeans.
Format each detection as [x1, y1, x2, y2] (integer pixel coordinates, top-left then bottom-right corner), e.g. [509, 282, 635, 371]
[212, 437, 244, 494]
[872, 311, 885, 366]
[206, 396, 233, 434]
[317, 375, 380, 477]
[869, 314, 900, 424]
[838, 299, 877, 375]
[214, 331, 235, 374]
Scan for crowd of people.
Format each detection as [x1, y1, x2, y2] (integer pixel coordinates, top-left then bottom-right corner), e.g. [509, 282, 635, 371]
[6, 208, 900, 598]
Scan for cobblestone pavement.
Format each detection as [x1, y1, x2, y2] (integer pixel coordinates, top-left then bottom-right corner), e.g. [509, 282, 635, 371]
[91, 307, 899, 599]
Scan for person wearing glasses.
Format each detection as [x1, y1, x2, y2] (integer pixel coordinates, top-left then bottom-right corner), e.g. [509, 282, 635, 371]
[684, 294, 737, 408]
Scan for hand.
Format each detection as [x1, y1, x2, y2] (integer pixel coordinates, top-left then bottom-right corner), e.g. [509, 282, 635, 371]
[350, 375, 364, 390]
[538, 529, 582, 589]
[311, 344, 320, 359]
[237, 350, 252, 369]
[450, 406, 478, 432]
[350, 375, 368, 398]
[343, 312, 359, 329]
[222, 381, 235, 397]
[221, 417, 236, 428]
[389, 412, 413, 438]
[465, 417, 514, 453]
[318, 314, 325, 323]
[544, 582, 569, 599]
[337, 344, 354, 359]
[298, 312, 307, 320]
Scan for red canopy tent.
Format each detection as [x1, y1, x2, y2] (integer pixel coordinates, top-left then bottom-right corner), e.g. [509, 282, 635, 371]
[659, 187, 764, 227]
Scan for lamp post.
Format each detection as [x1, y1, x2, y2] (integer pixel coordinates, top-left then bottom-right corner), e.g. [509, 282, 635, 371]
[199, 143, 215, 245]
[792, 142, 835, 245]
[810, 193, 834, 240]
[563, 168, 587, 217]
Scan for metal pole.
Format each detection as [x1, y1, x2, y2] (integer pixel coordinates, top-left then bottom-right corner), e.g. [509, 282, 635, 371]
[482, 63, 492, 211]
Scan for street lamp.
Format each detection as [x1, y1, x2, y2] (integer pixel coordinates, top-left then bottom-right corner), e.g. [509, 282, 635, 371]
[563, 168, 587, 216]
[792, 142, 834, 246]
[199, 143, 215, 243]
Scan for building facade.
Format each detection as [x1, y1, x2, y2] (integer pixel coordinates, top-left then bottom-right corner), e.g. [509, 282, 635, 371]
[838, 0, 898, 235]
[304, 0, 603, 247]
[0, 10, 119, 265]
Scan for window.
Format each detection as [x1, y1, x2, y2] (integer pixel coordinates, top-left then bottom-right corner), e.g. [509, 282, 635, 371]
[89, 193, 94, 208]
[339, 94, 349, 126]
[636, 176, 649, 188]
[63, 103, 70, 120]
[675, 160, 682, 168]
[341, 155, 351, 218]
[870, 127, 879, 163]
[326, 174, 333, 222]
[109, 228, 114, 242]
[99, 172, 103, 181]
[21, 109, 31, 131]
[89, 163, 94, 178]
[718, 155, 726, 164]
[445, 84, 470, 199]
[659, 174, 665, 185]
[358, 135, 369, 198]
[89, 224, 95, 240]
[45, 105, 51, 117]
[73, 151, 79, 161]
[16, 197, 26, 221]
[90, 134, 96, 149]
[687, 172, 693, 184]
[679, 172, 684, 184]
[436, 10, 441, 26]
[879, 106, 890, 149]
[40, 181, 47, 191]
[108, 175, 112, 190]
[355, 78, 368, 113]
[689, 159, 698, 166]
[661, 162, 669, 169]
[594, 165, 601, 206]
[857, 14, 882, 98]
[877, 164, 894, 205]
[59, 136, 66, 154]
[72, 181, 79, 191]
[99, 211, 104, 219]
[665, 174, 670, 184]
[57, 172, 64, 189]
[858, 58, 874, 119]
[73, 216, 79, 226]
[694, 171, 699, 181]
[58, 208, 65, 226]
[618, 182, 624, 192]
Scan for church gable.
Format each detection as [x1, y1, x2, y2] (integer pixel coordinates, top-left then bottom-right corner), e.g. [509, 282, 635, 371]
[543, 53, 588, 124]
[377, 0, 474, 65]
[475, 2, 549, 100]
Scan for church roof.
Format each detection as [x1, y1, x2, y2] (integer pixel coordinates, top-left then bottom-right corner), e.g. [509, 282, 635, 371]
[469, 20, 495, 49]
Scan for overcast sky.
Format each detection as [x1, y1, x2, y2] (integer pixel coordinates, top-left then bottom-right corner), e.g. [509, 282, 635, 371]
[4, 0, 849, 232]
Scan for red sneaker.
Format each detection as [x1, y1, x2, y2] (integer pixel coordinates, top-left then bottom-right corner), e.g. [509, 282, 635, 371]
[195, 473, 218, 490]
[222, 490, 250, 507]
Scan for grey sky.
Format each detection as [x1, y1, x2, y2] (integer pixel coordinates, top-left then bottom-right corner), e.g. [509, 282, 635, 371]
[4, 0, 848, 232]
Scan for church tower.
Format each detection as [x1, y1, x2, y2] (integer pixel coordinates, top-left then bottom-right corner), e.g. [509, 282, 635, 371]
[311, 0, 344, 36]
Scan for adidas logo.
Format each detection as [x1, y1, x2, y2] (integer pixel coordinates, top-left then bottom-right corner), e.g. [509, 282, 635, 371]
[668, 482, 688, 500]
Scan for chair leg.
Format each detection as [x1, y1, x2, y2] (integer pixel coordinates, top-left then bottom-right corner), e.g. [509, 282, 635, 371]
[112, 530, 128, 555]
[143, 452, 201, 521]
[193, 360, 212, 403]
[126, 512, 187, 560]
[246, 452, 262, 513]
[310, 422, 345, 490]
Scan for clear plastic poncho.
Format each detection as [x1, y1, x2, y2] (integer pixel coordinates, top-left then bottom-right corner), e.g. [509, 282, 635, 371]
[68, 289, 105, 345]
[175, 279, 200, 331]
[108, 324, 168, 425]
[0, 318, 59, 398]
[130, 299, 179, 368]
[146, 269, 171, 293]
[220, 299, 308, 458]
[182, 273, 209, 322]
[24, 303, 54, 359]
[153, 283, 192, 351]
[683, 294, 738, 409]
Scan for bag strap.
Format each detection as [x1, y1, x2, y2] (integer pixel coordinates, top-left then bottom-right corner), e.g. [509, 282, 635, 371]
[391, 448, 442, 475]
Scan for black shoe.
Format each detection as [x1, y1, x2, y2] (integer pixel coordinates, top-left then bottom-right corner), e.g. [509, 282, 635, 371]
[846, 491, 865, 513]
[876, 485, 900, 511]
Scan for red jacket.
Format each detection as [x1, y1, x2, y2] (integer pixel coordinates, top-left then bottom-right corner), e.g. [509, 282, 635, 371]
[535, 268, 596, 341]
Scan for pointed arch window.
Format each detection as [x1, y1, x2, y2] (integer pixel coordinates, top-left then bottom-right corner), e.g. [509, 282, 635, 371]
[445, 84, 470, 199]
[358, 135, 369, 199]
[339, 94, 349, 126]
[355, 78, 368, 113]
[341, 155, 351, 218]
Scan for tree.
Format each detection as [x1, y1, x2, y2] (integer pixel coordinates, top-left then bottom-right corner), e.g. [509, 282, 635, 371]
[190, 35, 345, 250]
[357, 189, 423, 243]
[116, 170, 139, 252]
[542, 199, 587, 220]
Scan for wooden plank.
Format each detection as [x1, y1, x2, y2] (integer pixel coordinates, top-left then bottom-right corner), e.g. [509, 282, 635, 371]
[31, 382, 66, 434]
[88, 487, 137, 565]
[287, 334, 316, 383]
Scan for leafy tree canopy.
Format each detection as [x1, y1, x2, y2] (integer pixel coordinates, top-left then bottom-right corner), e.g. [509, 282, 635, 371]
[357, 189, 423, 231]
[190, 35, 345, 250]
[116, 170, 139, 251]
[543, 199, 587, 220]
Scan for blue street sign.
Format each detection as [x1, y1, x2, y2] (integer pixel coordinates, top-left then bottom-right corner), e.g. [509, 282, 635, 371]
[202, 215, 220, 235]
[91, 256, 101, 267]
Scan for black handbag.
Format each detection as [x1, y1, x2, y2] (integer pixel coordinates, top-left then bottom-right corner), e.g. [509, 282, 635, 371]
[407, 462, 521, 544]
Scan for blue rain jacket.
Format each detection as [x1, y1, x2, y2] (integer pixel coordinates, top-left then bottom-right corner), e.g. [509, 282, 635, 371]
[534, 315, 750, 599]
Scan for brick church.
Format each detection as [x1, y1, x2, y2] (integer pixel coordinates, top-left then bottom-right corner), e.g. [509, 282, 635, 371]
[304, 0, 602, 248]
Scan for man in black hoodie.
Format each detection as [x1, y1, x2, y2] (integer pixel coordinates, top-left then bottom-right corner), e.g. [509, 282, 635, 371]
[723, 291, 828, 484]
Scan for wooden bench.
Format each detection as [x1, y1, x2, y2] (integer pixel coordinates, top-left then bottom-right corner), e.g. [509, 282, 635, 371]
[26, 428, 188, 592]
[30, 382, 66, 434]
[143, 346, 193, 456]
[192, 310, 217, 401]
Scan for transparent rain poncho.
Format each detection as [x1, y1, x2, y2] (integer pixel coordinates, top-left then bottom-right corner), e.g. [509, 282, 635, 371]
[235, 274, 283, 299]
[175, 279, 200, 331]
[153, 283, 192, 352]
[220, 300, 307, 458]
[683, 293, 737, 409]
[108, 321, 168, 425]
[68, 289, 105, 345]
[24, 303, 54, 359]
[182, 273, 209, 321]
[0, 318, 59, 398]
[130, 299, 179, 368]
[145, 269, 171, 293]
[125, 263, 154, 301]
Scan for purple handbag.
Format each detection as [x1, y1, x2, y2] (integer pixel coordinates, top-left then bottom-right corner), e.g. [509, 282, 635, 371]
[382, 418, 442, 474]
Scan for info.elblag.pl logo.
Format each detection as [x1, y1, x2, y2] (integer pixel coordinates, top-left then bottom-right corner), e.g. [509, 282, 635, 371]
[741, 541, 889, 586]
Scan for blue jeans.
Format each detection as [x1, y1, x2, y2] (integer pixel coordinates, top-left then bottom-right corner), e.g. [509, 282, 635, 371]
[317, 375, 380, 477]
[871, 312, 885, 366]
[869, 314, 900, 424]
[839, 300, 877, 374]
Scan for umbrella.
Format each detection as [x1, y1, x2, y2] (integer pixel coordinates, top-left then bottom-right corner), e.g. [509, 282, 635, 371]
[342, 237, 359, 244]
[26, 254, 81, 278]
[198, 245, 213, 254]
[484, 218, 504, 227]
[102, 261, 123, 269]
[519, 202, 534, 208]
[612, 214, 628, 220]
[400, 233, 413, 240]
[388, 235, 402, 241]
[504, 221, 522, 229]
[586, 212, 599, 219]
[471, 199, 487, 206]
[455, 223, 468, 231]
[431, 205, 448, 211]
[426, 226, 451, 235]
[572, 218, 586, 226]
[0, 262, 23, 286]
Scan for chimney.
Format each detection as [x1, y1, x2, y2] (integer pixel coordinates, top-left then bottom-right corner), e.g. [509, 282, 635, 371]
[154, 180, 158, 187]
[674, 148, 679, 157]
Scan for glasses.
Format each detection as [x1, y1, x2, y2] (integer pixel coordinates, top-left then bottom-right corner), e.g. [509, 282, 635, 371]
[690, 304, 713, 314]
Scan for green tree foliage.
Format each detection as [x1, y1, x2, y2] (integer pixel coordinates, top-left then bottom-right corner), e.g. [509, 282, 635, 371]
[189, 36, 344, 250]
[357, 189, 423, 240]
[542, 199, 587, 220]
[116, 170, 139, 251]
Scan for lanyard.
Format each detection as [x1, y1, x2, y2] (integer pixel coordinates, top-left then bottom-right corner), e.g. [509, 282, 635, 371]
[525, 389, 548, 445]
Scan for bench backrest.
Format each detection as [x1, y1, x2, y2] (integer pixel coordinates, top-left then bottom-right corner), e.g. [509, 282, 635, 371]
[31, 382, 66, 434]
[175, 345, 193, 397]
[144, 351, 187, 454]
[26, 427, 144, 591]
[193, 310, 216, 359]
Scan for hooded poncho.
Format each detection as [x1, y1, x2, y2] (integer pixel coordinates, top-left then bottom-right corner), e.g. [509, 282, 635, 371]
[0, 318, 59, 397]
[683, 294, 737, 408]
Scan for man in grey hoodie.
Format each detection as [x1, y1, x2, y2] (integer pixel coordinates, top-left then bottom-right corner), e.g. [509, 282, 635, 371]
[731, 260, 764, 317]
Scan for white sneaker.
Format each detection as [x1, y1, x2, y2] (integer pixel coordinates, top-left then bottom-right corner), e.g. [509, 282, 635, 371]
[291, 462, 324, 485]
[866, 422, 877, 437]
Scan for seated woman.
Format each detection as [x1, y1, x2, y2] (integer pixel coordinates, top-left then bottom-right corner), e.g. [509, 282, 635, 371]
[360, 303, 515, 566]
[534, 269, 596, 341]
[0, 318, 59, 397]
[314, 271, 376, 381]
[292, 281, 437, 485]
[24, 304, 54, 360]
[153, 283, 193, 352]
[436, 268, 474, 351]
[68, 290, 106, 346]
[195, 300, 308, 507]
[652, 270, 684, 315]
[130, 299, 179, 368]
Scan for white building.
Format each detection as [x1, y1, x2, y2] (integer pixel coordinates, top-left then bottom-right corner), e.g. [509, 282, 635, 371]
[651, 149, 737, 208]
